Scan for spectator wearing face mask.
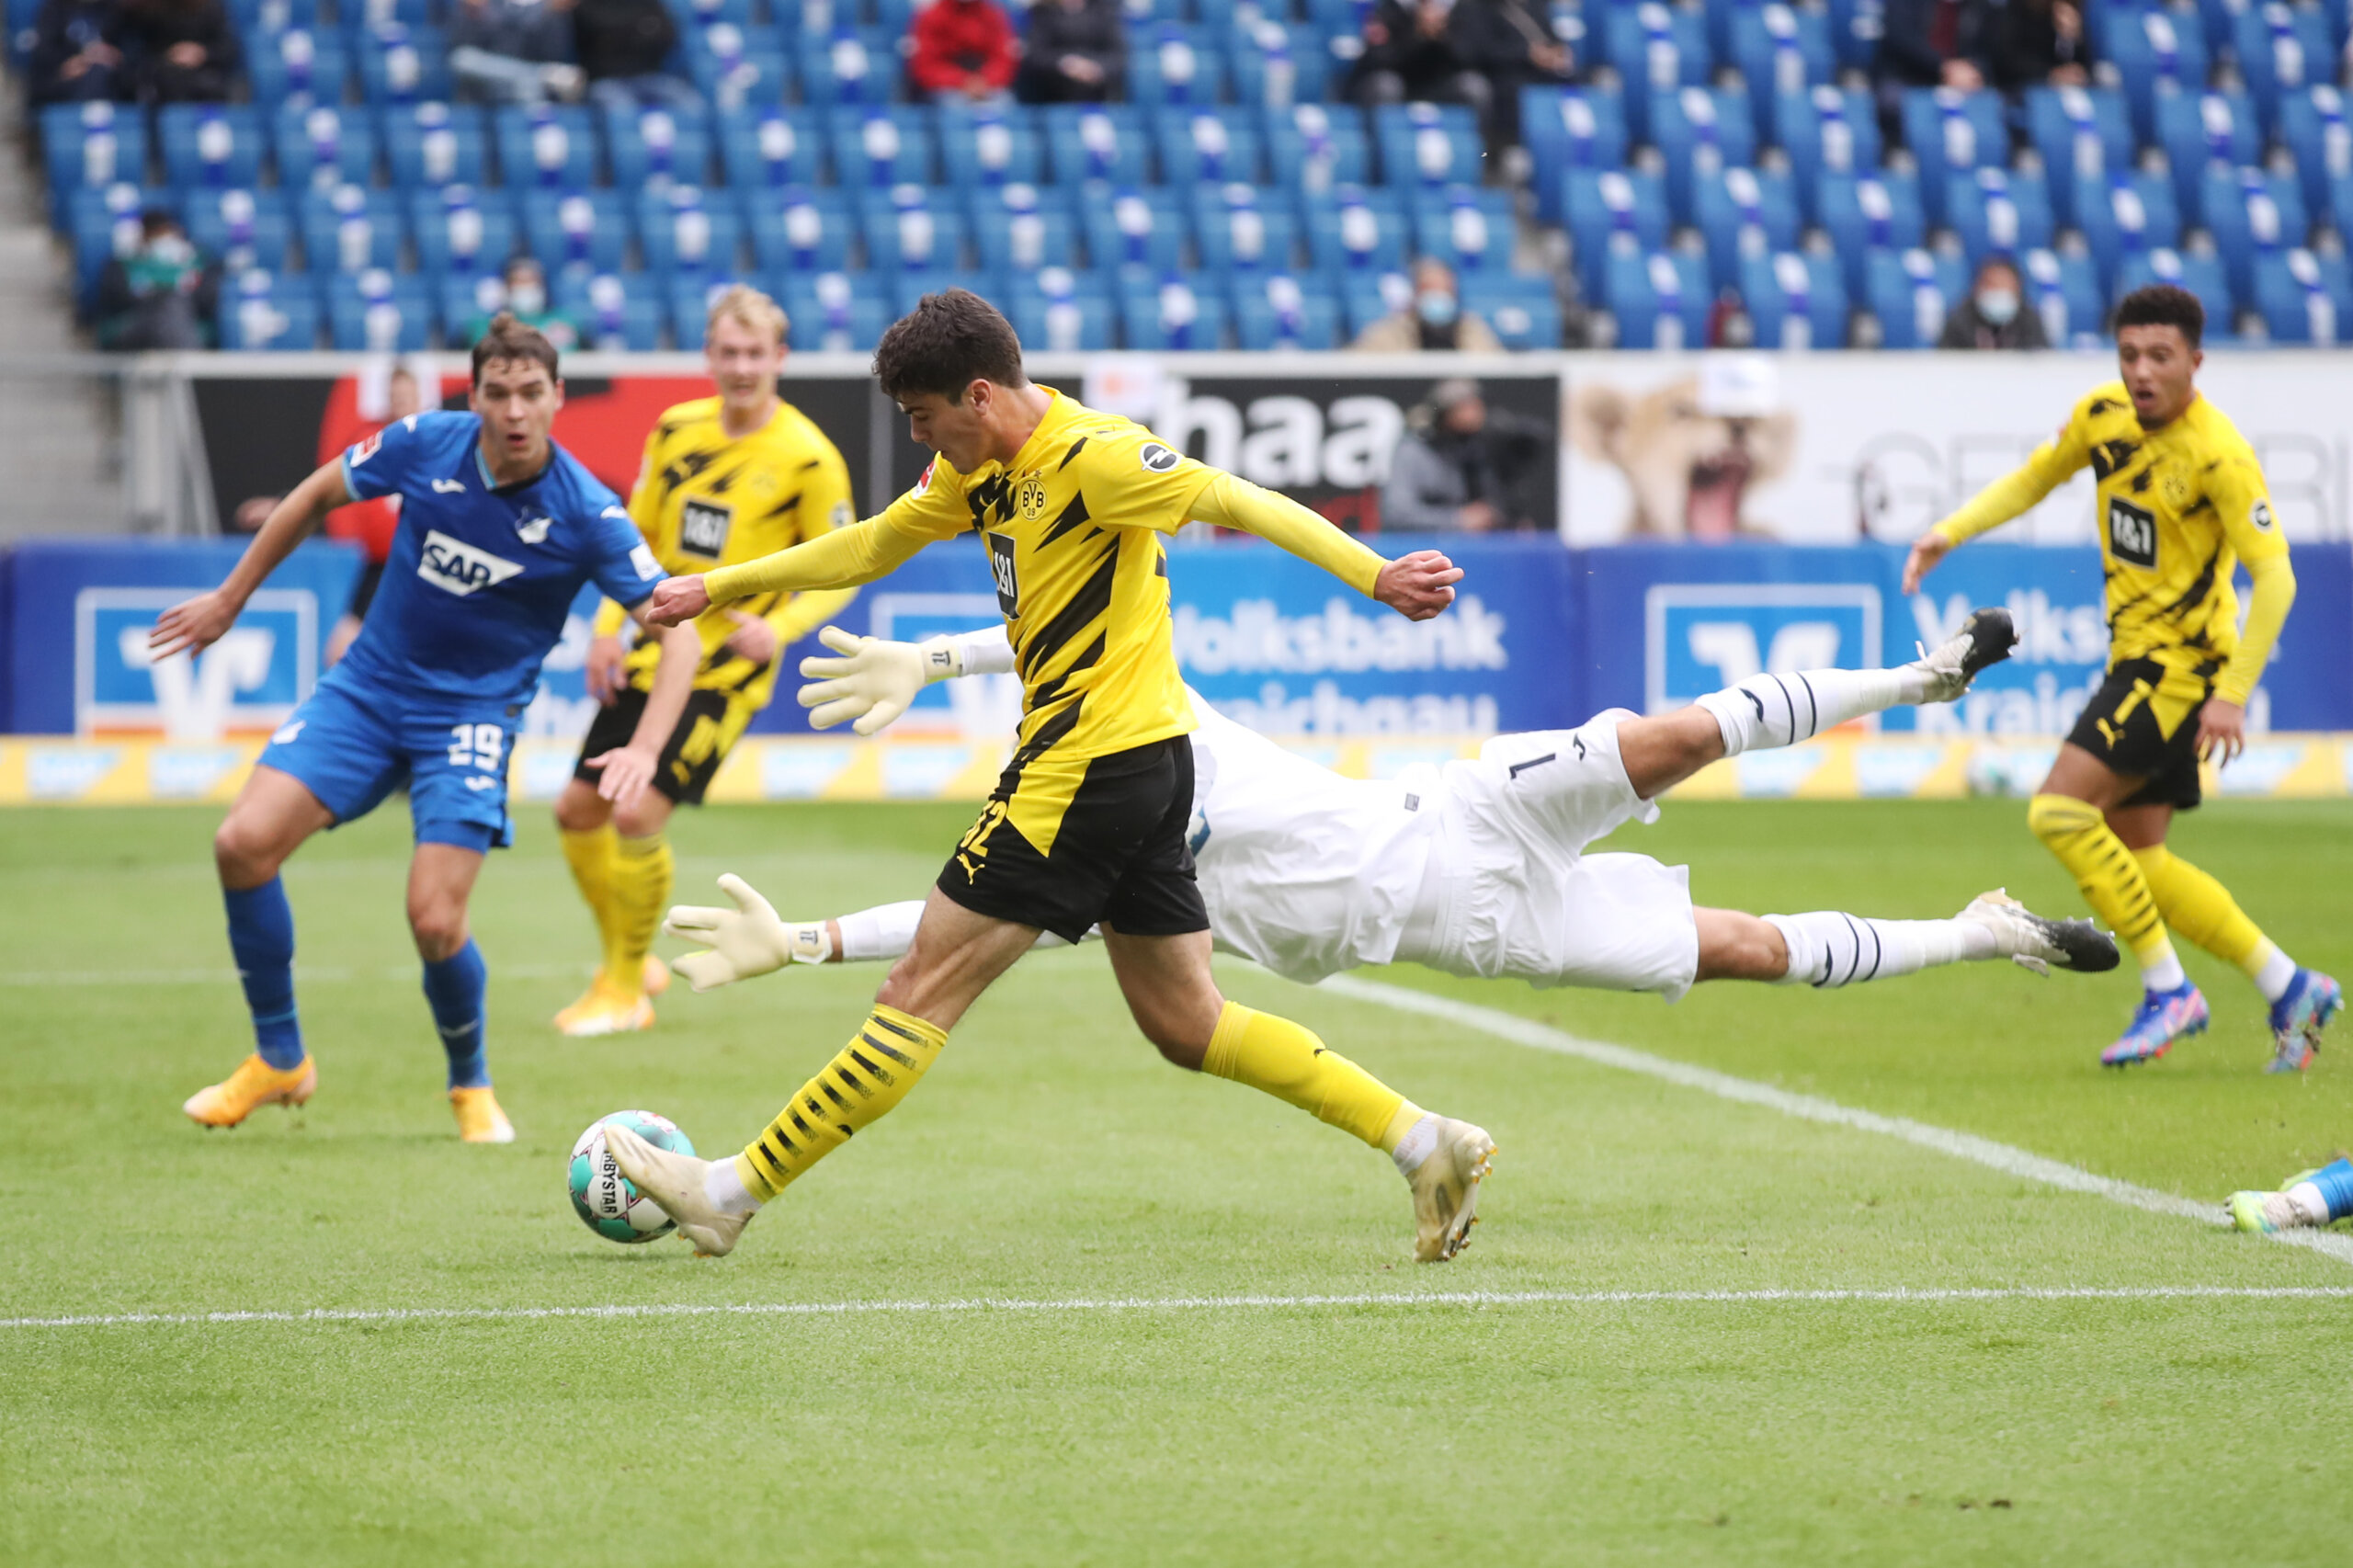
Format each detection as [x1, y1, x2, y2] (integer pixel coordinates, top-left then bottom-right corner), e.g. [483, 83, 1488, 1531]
[95, 209, 218, 347]
[462, 257, 584, 349]
[1381, 377, 1548, 532]
[1939, 256, 2048, 349]
[1350, 257, 1506, 352]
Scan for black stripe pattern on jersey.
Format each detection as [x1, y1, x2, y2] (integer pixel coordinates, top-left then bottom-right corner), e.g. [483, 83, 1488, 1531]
[1019, 540, 1120, 681]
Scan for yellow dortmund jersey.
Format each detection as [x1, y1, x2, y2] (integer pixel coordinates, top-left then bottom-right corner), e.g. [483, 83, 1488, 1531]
[870, 390, 1217, 763]
[615, 395, 858, 706]
[1936, 381, 2293, 700]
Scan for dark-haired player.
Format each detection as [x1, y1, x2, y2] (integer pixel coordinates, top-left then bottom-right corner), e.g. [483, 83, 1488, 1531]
[608, 288, 1494, 1264]
[1906, 283, 2339, 1071]
[152, 316, 702, 1140]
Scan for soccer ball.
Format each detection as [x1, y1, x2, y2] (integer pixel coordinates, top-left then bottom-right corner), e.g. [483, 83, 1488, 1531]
[568, 1110, 697, 1244]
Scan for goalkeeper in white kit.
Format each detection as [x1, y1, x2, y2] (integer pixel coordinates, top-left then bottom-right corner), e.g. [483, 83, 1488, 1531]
[667, 608, 2119, 999]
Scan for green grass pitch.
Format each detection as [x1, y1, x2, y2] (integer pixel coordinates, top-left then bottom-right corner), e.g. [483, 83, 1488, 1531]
[4, 797, 2350, 1566]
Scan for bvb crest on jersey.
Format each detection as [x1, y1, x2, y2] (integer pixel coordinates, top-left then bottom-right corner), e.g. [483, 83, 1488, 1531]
[1017, 474, 1049, 519]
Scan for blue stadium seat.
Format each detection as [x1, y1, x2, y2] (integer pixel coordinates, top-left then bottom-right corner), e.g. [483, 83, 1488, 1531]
[1460, 275, 1561, 348]
[1600, 1, 1712, 142]
[67, 184, 165, 311]
[382, 102, 489, 189]
[1229, 21, 1332, 108]
[1562, 167, 1669, 301]
[686, 24, 791, 114]
[1603, 247, 1710, 347]
[2254, 245, 2353, 341]
[745, 185, 858, 273]
[158, 106, 266, 190]
[1410, 184, 1518, 275]
[1944, 165, 2056, 267]
[1042, 104, 1152, 186]
[1691, 165, 1800, 292]
[439, 269, 514, 342]
[2115, 245, 2236, 334]
[2099, 3, 2208, 143]
[2278, 86, 2353, 219]
[1740, 249, 1847, 347]
[858, 185, 970, 271]
[1826, 0, 1882, 69]
[1080, 186, 1188, 277]
[1372, 102, 1484, 188]
[795, 28, 899, 108]
[1006, 269, 1117, 351]
[938, 102, 1044, 189]
[1898, 88, 2006, 225]
[1230, 271, 1342, 348]
[2075, 170, 2183, 282]
[666, 269, 756, 347]
[354, 23, 451, 106]
[1651, 85, 1756, 222]
[1264, 102, 1374, 193]
[409, 185, 522, 275]
[519, 189, 632, 274]
[637, 185, 747, 277]
[229, 0, 321, 34]
[40, 103, 147, 223]
[603, 104, 714, 190]
[882, 267, 991, 316]
[2156, 90, 2262, 219]
[716, 106, 825, 188]
[494, 107, 597, 191]
[2233, 2, 2335, 134]
[274, 105, 378, 193]
[298, 184, 404, 274]
[1302, 182, 1412, 274]
[337, 0, 429, 36]
[2199, 165, 2311, 305]
[1728, 3, 1833, 140]
[2188, 0, 2239, 52]
[1333, 268, 1412, 341]
[970, 183, 1081, 272]
[775, 270, 894, 350]
[1865, 247, 1967, 348]
[2024, 85, 2134, 226]
[1815, 170, 1925, 297]
[2021, 244, 2105, 340]
[1156, 108, 1267, 187]
[1773, 85, 1879, 197]
[555, 270, 667, 349]
[247, 27, 349, 108]
[327, 269, 434, 350]
[1128, 24, 1229, 108]
[666, 0, 752, 28]
[1119, 275, 1231, 348]
[1191, 184, 1303, 273]
[829, 105, 938, 193]
[1519, 86, 1628, 223]
[219, 269, 322, 349]
[183, 187, 293, 274]
[2332, 171, 2353, 243]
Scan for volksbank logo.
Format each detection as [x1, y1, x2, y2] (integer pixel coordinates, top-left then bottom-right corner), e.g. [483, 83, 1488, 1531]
[1171, 596, 1508, 675]
[418, 529, 525, 597]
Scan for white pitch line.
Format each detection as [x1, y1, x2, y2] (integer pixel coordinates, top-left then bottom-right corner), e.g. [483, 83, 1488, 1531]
[5, 1285, 2350, 1333]
[1315, 974, 2353, 1268]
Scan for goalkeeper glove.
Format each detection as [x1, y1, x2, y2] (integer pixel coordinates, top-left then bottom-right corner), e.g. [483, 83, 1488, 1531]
[662, 873, 828, 992]
[795, 624, 965, 736]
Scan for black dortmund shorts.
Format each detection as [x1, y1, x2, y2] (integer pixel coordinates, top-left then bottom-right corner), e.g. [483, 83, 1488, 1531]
[2064, 655, 2220, 811]
[574, 685, 755, 806]
[937, 735, 1210, 946]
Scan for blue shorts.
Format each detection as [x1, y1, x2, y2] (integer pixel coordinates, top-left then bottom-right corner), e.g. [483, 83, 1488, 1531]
[257, 667, 518, 851]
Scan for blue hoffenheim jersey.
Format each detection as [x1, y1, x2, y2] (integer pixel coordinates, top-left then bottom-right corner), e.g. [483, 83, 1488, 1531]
[335, 410, 664, 705]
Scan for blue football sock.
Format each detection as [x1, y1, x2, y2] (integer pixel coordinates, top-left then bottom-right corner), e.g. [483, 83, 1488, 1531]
[2309, 1158, 2353, 1223]
[223, 879, 304, 1070]
[421, 938, 490, 1089]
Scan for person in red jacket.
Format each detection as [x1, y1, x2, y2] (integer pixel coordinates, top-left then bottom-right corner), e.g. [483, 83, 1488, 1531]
[906, 0, 1016, 102]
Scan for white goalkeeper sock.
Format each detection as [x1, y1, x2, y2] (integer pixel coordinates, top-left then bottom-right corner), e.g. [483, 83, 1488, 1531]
[837, 901, 926, 964]
[1696, 666, 1925, 756]
[706, 1157, 763, 1217]
[1764, 911, 1998, 987]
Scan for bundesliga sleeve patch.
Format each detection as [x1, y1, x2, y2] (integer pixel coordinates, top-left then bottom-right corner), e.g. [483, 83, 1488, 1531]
[2251, 498, 2276, 531]
[1139, 442, 1181, 473]
[912, 459, 935, 497]
[348, 430, 383, 465]
[631, 543, 663, 580]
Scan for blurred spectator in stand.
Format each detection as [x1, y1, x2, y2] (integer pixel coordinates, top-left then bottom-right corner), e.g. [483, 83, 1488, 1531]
[450, 0, 585, 107]
[1351, 257, 1504, 351]
[119, 0, 238, 102]
[1875, 0, 1986, 129]
[1987, 0, 2089, 89]
[28, 0, 127, 107]
[1348, 0, 1491, 127]
[574, 0, 700, 113]
[1449, 0, 1573, 147]
[461, 257, 582, 349]
[325, 364, 426, 665]
[1013, 0, 1123, 104]
[1381, 377, 1547, 532]
[1939, 255, 2050, 348]
[95, 209, 217, 348]
[908, 0, 1017, 104]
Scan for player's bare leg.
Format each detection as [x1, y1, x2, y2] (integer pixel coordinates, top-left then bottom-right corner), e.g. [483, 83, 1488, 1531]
[552, 779, 675, 1036]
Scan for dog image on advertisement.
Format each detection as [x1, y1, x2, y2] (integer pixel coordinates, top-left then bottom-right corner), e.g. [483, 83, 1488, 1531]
[1564, 355, 1800, 540]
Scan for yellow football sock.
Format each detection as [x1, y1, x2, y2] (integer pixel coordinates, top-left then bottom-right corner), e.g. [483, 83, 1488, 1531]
[560, 824, 620, 964]
[2027, 793, 2177, 969]
[734, 1005, 948, 1200]
[1201, 1002, 1418, 1152]
[2132, 845, 2270, 975]
[604, 833, 673, 996]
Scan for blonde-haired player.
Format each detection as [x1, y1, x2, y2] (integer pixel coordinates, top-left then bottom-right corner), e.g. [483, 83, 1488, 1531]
[552, 286, 858, 1036]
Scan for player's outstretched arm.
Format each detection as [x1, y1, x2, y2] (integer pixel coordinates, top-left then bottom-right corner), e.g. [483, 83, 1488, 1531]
[797, 623, 1015, 735]
[1190, 472, 1461, 621]
[664, 876, 1063, 991]
[1905, 414, 2092, 593]
[586, 613, 700, 807]
[643, 515, 934, 628]
[149, 459, 352, 660]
